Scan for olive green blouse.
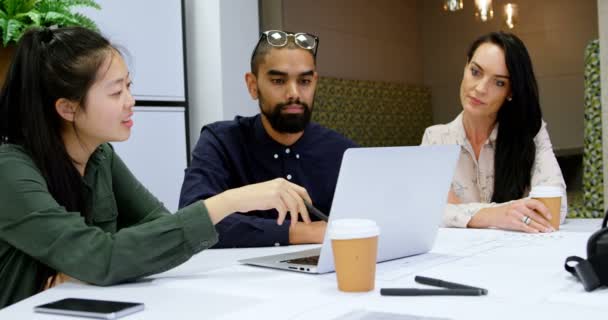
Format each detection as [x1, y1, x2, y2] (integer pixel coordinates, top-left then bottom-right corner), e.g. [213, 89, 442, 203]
[0, 143, 218, 308]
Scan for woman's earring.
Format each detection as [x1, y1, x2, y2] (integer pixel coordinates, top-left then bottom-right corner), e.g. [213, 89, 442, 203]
[507, 96, 513, 102]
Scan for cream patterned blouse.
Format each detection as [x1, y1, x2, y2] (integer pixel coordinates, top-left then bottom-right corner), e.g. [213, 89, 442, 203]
[421, 113, 567, 228]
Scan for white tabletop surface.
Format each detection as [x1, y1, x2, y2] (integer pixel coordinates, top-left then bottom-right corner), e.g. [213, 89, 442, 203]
[1, 219, 606, 320]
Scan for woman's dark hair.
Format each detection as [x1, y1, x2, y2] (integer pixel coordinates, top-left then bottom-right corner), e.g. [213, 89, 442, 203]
[466, 31, 542, 203]
[0, 27, 114, 222]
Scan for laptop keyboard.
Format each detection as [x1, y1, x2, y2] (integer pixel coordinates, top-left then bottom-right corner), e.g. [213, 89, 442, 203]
[281, 255, 319, 265]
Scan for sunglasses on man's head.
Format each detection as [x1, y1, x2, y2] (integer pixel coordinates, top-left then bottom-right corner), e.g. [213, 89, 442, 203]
[257, 30, 319, 58]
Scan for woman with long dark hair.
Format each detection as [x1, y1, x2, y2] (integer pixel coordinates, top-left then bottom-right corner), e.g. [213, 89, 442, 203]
[0, 27, 312, 308]
[422, 31, 566, 232]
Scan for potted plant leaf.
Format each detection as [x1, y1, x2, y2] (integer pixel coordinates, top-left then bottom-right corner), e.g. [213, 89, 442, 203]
[0, 0, 101, 85]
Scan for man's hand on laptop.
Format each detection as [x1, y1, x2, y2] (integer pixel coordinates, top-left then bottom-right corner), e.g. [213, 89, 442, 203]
[289, 221, 327, 244]
[206, 178, 313, 226]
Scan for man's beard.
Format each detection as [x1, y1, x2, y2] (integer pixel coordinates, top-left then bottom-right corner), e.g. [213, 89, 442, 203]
[260, 98, 312, 133]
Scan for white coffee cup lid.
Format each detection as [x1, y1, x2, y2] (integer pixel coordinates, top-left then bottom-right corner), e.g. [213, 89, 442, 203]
[529, 185, 562, 198]
[328, 218, 380, 240]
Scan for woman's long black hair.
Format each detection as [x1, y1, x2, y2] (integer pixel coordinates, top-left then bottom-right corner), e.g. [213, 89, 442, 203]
[0, 26, 114, 292]
[466, 32, 542, 203]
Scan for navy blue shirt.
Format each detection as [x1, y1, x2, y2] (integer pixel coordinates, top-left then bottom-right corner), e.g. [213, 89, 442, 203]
[179, 115, 356, 248]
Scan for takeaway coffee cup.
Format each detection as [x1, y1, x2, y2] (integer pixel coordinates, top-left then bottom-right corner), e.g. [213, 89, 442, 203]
[529, 186, 562, 230]
[328, 219, 380, 292]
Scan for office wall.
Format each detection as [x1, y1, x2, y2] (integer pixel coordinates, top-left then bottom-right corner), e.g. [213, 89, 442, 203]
[599, 0, 608, 208]
[260, 0, 283, 31]
[420, 0, 598, 152]
[281, 0, 423, 84]
[184, 0, 259, 148]
[220, 0, 261, 123]
[184, 0, 223, 147]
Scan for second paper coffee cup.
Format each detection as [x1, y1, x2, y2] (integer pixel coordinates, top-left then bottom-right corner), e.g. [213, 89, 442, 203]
[529, 186, 562, 230]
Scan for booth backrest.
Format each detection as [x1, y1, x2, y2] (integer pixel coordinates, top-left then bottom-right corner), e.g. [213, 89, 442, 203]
[312, 76, 433, 147]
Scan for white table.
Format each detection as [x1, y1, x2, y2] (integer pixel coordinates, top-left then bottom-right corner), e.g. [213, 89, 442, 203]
[1, 219, 606, 319]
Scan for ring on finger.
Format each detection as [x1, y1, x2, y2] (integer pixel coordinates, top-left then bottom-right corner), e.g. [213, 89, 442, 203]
[521, 215, 532, 225]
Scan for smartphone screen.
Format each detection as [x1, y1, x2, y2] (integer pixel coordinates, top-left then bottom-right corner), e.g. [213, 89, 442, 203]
[34, 298, 144, 319]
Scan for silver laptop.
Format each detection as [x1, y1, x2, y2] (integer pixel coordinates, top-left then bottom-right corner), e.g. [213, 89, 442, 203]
[239, 145, 459, 274]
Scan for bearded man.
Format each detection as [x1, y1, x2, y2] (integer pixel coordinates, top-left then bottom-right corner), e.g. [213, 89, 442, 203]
[179, 30, 356, 248]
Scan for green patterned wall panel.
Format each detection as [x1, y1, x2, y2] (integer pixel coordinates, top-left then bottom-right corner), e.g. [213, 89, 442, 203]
[570, 39, 604, 218]
[313, 76, 433, 147]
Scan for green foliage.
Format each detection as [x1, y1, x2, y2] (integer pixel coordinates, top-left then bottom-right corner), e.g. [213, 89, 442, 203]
[0, 0, 101, 47]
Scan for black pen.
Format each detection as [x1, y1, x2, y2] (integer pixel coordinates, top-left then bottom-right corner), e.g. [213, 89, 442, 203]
[380, 288, 486, 296]
[415, 276, 488, 294]
[304, 200, 329, 222]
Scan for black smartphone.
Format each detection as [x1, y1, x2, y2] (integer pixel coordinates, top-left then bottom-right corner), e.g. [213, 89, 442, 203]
[34, 298, 144, 319]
